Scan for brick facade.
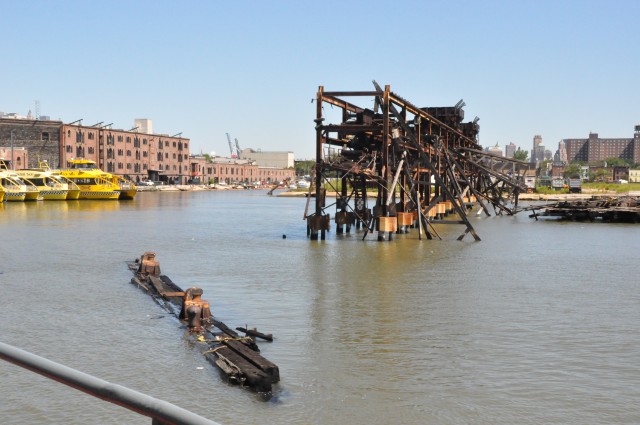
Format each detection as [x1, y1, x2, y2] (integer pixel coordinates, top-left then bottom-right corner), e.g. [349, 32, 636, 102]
[189, 155, 295, 185]
[1, 119, 190, 183]
[0, 118, 62, 168]
[563, 132, 640, 164]
[60, 124, 190, 183]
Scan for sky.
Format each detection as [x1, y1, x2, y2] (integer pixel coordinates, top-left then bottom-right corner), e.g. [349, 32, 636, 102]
[2, 0, 639, 160]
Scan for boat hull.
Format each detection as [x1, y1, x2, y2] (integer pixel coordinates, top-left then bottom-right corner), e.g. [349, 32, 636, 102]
[23, 190, 40, 201]
[78, 189, 120, 200]
[38, 189, 69, 200]
[4, 191, 27, 201]
[66, 188, 81, 200]
[119, 189, 137, 200]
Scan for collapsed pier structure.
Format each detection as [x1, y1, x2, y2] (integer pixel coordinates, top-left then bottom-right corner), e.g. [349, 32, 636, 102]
[527, 196, 640, 222]
[305, 82, 531, 241]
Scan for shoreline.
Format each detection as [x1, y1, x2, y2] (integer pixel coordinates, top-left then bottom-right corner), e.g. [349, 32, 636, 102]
[137, 185, 640, 202]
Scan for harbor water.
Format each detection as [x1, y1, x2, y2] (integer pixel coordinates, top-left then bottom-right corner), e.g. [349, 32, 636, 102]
[1, 191, 639, 424]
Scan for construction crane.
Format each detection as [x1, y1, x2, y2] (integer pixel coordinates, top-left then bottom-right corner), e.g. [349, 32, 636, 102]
[235, 138, 241, 158]
[226, 133, 237, 158]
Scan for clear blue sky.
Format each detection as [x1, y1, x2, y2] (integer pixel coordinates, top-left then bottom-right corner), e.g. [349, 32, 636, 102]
[2, 0, 639, 160]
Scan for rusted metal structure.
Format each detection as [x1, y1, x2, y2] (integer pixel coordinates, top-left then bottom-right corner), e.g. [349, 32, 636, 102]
[306, 81, 530, 241]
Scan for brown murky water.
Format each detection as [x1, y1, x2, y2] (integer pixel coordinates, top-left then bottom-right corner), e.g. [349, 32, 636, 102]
[1, 191, 639, 424]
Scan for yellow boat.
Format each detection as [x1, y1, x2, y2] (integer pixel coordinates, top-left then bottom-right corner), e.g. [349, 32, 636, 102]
[15, 169, 70, 201]
[113, 174, 137, 200]
[57, 174, 81, 200]
[31, 161, 81, 200]
[57, 159, 121, 200]
[0, 160, 40, 201]
[0, 185, 6, 202]
[59, 159, 136, 200]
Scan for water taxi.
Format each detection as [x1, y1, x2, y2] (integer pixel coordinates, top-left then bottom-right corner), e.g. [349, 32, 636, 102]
[59, 159, 136, 200]
[15, 169, 70, 201]
[0, 173, 27, 201]
[0, 185, 5, 202]
[0, 160, 40, 201]
[57, 159, 121, 200]
[29, 161, 81, 200]
[57, 174, 81, 200]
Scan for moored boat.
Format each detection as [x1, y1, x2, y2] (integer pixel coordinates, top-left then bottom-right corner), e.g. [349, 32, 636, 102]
[15, 169, 69, 201]
[59, 174, 120, 200]
[57, 159, 120, 200]
[0, 160, 40, 201]
[32, 161, 81, 200]
[58, 159, 136, 200]
[113, 174, 137, 200]
[57, 175, 81, 200]
[0, 185, 6, 202]
[0, 172, 27, 201]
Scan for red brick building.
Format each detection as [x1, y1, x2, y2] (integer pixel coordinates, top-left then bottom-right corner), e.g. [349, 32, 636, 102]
[563, 129, 640, 164]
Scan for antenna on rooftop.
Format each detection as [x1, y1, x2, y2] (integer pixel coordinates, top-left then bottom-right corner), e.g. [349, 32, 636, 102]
[35, 100, 41, 120]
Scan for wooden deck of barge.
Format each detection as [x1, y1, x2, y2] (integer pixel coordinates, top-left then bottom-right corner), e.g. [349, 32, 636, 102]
[127, 252, 279, 395]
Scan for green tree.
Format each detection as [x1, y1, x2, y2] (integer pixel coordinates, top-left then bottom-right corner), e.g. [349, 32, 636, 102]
[295, 160, 315, 176]
[597, 157, 629, 167]
[563, 163, 582, 178]
[513, 148, 529, 161]
[594, 168, 608, 182]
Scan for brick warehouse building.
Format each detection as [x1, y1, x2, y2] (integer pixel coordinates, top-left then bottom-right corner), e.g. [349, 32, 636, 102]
[1, 118, 190, 184]
[189, 155, 295, 185]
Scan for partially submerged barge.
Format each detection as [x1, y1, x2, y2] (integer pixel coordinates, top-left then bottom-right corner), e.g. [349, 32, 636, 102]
[128, 252, 279, 394]
[527, 196, 640, 222]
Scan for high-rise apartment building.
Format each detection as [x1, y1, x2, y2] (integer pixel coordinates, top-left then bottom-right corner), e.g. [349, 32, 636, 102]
[563, 129, 640, 164]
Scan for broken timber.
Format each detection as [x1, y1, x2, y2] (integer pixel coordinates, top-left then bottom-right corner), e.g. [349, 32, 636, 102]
[307, 81, 531, 241]
[127, 252, 279, 394]
[525, 196, 640, 223]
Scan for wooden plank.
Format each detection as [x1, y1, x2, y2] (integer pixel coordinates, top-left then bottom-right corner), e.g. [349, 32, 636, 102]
[236, 327, 274, 342]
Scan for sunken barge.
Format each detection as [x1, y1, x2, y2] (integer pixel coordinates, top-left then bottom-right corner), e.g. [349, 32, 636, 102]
[528, 196, 640, 222]
[128, 252, 279, 394]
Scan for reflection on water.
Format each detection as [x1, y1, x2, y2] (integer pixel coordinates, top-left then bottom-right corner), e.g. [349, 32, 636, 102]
[1, 192, 640, 424]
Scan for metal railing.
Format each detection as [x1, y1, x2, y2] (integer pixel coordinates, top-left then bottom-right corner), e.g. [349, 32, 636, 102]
[0, 341, 221, 425]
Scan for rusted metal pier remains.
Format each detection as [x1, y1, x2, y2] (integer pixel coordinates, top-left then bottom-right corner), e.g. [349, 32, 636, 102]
[306, 81, 530, 241]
